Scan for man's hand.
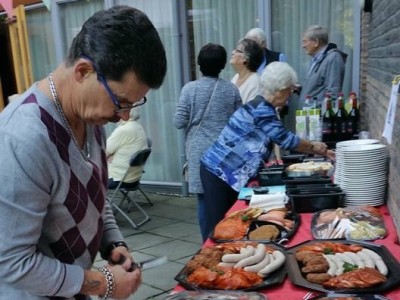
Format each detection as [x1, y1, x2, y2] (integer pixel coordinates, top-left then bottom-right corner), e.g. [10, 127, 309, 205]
[107, 264, 142, 299]
[109, 246, 133, 272]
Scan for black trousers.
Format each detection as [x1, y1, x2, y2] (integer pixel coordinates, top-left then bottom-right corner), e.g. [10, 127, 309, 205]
[199, 163, 238, 242]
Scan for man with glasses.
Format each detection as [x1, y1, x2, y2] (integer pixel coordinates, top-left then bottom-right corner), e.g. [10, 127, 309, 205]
[299, 25, 347, 111]
[0, 5, 166, 300]
[245, 27, 287, 74]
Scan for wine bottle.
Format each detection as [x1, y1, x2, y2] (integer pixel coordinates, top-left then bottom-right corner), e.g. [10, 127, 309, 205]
[346, 93, 360, 139]
[322, 99, 335, 142]
[322, 92, 332, 115]
[334, 92, 348, 141]
[345, 91, 357, 113]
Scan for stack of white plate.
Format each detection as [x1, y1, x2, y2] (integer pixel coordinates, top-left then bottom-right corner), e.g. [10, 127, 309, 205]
[334, 139, 379, 185]
[334, 140, 388, 206]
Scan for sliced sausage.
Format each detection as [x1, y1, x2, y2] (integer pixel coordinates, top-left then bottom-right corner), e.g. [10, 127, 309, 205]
[234, 244, 266, 268]
[257, 250, 285, 277]
[323, 254, 338, 276]
[243, 250, 271, 272]
[222, 245, 255, 263]
[356, 250, 375, 268]
[343, 251, 364, 268]
[361, 248, 388, 275]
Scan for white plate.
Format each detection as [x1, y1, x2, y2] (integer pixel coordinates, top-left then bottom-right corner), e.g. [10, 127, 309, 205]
[336, 139, 380, 148]
[341, 182, 387, 187]
[341, 173, 387, 179]
[340, 144, 387, 152]
[344, 190, 386, 196]
[345, 200, 386, 206]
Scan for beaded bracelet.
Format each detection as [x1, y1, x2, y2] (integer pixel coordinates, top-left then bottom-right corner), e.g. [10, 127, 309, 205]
[98, 266, 115, 300]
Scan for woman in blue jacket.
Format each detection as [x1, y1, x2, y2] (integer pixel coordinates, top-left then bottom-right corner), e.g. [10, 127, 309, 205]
[200, 62, 335, 241]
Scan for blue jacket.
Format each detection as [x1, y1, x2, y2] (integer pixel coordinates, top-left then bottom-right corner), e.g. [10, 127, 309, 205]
[201, 96, 300, 191]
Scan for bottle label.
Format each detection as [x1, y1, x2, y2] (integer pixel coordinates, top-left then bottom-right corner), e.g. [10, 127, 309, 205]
[322, 122, 332, 134]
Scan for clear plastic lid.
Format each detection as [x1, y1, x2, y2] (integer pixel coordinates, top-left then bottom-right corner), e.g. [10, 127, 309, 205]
[311, 206, 387, 240]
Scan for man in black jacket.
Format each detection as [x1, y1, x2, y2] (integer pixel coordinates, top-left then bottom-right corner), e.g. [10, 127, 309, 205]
[245, 27, 287, 75]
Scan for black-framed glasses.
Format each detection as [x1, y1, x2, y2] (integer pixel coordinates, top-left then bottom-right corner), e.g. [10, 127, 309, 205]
[234, 48, 244, 54]
[82, 55, 147, 113]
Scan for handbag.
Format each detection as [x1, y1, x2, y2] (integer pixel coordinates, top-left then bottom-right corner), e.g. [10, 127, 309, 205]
[182, 79, 220, 181]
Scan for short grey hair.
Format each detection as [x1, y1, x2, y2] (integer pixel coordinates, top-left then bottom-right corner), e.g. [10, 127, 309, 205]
[304, 25, 329, 45]
[129, 107, 141, 120]
[245, 27, 267, 47]
[259, 62, 298, 96]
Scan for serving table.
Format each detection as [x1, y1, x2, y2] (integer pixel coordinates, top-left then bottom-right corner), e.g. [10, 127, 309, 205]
[173, 200, 400, 299]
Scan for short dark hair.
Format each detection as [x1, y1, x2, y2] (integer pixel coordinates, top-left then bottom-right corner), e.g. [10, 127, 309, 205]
[67, 5, 167, 88]
[197, 43, 227, 77]
[239, 38, 264, 72]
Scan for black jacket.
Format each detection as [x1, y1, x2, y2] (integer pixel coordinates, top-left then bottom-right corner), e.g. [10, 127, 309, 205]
[264, 48, 281, 66]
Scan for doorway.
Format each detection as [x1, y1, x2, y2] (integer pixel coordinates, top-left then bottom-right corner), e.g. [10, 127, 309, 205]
[0, 21, 17, 110]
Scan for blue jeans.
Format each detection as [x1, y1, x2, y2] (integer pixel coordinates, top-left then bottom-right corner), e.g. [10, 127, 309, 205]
[199, 163, 238, 242]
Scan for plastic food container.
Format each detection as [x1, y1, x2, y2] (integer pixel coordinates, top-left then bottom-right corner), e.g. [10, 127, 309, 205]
[282, 154, 306, 165]
[258, 170, 284, 186]
[283, 175, 333, 185]
[286, 189, 345, 213]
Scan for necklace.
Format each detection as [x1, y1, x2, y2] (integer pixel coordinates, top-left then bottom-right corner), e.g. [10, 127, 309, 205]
[48, 73, 90, 161]
[236, 72, 251, 88]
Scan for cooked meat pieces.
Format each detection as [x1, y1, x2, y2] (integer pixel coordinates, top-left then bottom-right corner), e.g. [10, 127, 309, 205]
[186, 249, 223, 273]
[305, 255, 328, 266]
[303, 252, 326, 265]
[185, 259, 204, 273]
[295, 250, 318, 263]
[306, 273, 333, 284]
[322, 267, 387, 289]
[302, 255, 329, 273]
[248, 225, 280, 240]
[199, 248, 224, 260]
[214, 215, 252, 240]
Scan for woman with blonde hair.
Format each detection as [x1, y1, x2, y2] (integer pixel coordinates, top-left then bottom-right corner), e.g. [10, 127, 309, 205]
[107, 107, 149, 189]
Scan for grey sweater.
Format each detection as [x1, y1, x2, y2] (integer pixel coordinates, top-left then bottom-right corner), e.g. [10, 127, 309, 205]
[174, 77, 241, 193]
[0, 84, 123, 299]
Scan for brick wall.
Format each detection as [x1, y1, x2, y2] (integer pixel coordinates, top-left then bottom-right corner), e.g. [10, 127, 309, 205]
[364, 0, 400, 234]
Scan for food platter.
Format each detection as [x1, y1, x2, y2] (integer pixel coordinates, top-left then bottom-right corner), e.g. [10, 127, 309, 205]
[311, 207, 387, 241]
[174, 241, 287, 291]
[310, 294, 390, 300]
[286, 239, 400, 294]
[164, 290, 267, 300]
[209, 212, 300, 244]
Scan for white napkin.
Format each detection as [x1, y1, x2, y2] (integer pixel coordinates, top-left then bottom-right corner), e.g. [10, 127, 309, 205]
[249, 192, 288, 212]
